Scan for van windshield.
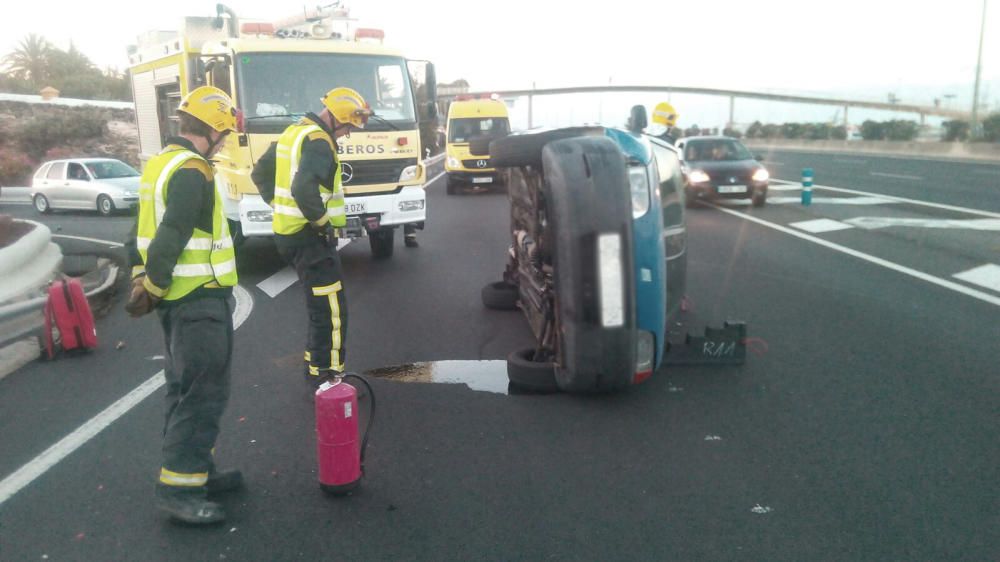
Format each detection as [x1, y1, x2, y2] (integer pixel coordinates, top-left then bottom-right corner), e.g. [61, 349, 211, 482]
[448, 117, 510, 143]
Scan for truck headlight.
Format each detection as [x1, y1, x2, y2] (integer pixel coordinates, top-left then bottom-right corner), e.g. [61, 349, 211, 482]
[447, 157, 460, 169]
[597, 233, 625, 329]
[399, 165, 419, 182]
[246, 210, 272, 222]
[752, 168, 770, 182]
[628, 165, 650, 218]
[688, 170, 710, 184]
[399, 200, 424, 212]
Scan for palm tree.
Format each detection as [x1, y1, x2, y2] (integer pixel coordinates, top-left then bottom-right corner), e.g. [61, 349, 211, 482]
[3, 34, 52, 88]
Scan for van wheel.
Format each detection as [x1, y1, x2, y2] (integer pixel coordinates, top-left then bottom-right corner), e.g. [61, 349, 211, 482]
[446, 176, 459, 195]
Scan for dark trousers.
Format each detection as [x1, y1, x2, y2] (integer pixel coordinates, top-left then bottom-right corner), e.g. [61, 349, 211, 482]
[276, 235, 348, 375]
[157, 296, 233, 485]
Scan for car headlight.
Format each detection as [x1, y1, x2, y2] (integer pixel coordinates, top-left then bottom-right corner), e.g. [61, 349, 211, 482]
[752, 168, 770, 183]
[399, 165, 419, 182]
[688, 170, 710, 184]
[628, 165, 650, 218]
[447, 157, 460, 169]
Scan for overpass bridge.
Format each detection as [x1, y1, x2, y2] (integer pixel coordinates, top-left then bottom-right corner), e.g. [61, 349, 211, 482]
[436, 85, 971, 128]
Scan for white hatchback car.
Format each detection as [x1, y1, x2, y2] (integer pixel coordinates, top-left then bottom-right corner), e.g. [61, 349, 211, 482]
[31, 158, 141, 216]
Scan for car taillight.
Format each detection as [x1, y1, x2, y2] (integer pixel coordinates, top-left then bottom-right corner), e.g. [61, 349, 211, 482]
[633, 330, 654, 384]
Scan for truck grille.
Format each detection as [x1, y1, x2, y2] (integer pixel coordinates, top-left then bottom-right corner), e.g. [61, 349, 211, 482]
[462, 158, 492, 169]
[342, 158, 417, 186]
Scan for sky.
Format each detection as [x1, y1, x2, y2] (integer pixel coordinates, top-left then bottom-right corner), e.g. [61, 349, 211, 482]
[1, 0, 997, 129]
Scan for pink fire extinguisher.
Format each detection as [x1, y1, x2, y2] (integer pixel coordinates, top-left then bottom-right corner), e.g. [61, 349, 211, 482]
[315, 373, 375, 495]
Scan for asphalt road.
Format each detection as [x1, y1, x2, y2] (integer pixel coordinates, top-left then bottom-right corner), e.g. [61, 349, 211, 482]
[0, 153, 997, 561]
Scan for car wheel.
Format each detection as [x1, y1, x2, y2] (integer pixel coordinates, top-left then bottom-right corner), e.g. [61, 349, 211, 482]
[506, 347, 559, 393]
[491, 126, 605, 168]
[481, 281, 519, 310]
[33, 194, 51, 214]
[752, 191, 767, 207]
[97, 194, 115, 216]
[541, 136, 636, 393]
[369, 227, 394, 259]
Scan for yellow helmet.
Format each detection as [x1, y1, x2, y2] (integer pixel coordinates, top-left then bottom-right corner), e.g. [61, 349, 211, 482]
[178, 86, 238, 133]
[321, 87, 373, 129]
[652, 102, 678, 127]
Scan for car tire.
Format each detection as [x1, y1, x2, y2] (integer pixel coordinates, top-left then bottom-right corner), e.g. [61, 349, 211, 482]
[481, 281, 519, 310]
[34, 194, 51, 214]
[369, 227, 394, 259]
[97, 194, 115, 217]
[491, 126, 605, 168]
[541, 136, 637, 393]
[506, 347, 559, 393]
[751, 191, 767, 207]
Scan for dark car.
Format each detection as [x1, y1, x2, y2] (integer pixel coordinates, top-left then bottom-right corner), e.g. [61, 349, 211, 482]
[676, 136, 769, 207]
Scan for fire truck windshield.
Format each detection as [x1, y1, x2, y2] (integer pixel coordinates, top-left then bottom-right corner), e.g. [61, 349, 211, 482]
[237, 52, 417, 133]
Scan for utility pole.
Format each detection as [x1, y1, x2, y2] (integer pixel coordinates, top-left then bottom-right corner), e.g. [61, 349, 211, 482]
[970, 0, 988, 140]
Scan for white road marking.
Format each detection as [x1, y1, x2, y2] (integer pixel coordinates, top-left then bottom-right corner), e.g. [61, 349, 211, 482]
[953, 264, 1000, 293]
[768, 183, 803, 191]
[0, 283, 254, 506]
[256, 238, 352, 298]
[426, 169, 446, 187]
[871, 171, 923, 181]
[707, 203, 1000, 309]
[51, 234, 124, 247]
[835, 158, 869, 165]
[257, 266, 299, 298]
[773, 179, 1000, 219]
[789, 219, 855, 233]
[715, 196, 895, 206]
[844, 217, 1000, 231]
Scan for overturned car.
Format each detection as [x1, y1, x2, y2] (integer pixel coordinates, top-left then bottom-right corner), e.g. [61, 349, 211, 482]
[481, 118, 686, 393]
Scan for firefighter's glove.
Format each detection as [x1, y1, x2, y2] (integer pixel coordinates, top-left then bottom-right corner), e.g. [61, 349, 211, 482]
[125, 275, 162, 317]
[313, 223, 338, 247]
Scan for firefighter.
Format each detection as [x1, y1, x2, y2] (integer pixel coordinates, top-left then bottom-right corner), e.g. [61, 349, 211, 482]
[651, 101, 680, 145]
[124, 86, 242, 524]
[251, 87, 372, 386]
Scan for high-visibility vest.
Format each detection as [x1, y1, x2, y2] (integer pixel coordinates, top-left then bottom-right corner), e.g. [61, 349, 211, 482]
[271, 119, 346, 235]
[136, 146, 237, 300]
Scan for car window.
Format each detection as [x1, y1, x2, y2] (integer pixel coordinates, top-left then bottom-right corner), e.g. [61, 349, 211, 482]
[449, 117, 510, 143]
[67, 163, 89, 181]
[85, 160, 140, 179]
[34, 163, 52, 179]
[46, 162, 67, 180]
[650, 141, 685, 228]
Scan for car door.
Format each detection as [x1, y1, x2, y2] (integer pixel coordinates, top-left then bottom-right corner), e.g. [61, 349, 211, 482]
[65, 162, 95, 209]
[43, 162, 69, 208]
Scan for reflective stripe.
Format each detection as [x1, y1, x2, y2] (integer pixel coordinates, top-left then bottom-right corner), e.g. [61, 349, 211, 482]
[273, 204, 304, 218]
[172, 263, 214, 277]
[329, 291, 342, 370]
[312, 282, 342, 296]
[212, 259, 237, 277]
[274, 187, 294, 199]
[137, 236, 219, 251]
[159, 468, 209, 487]
[153, 152, 196, 225]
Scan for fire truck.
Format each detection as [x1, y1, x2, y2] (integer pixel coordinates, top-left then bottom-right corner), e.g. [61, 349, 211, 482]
[127, 3, 437, 258]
